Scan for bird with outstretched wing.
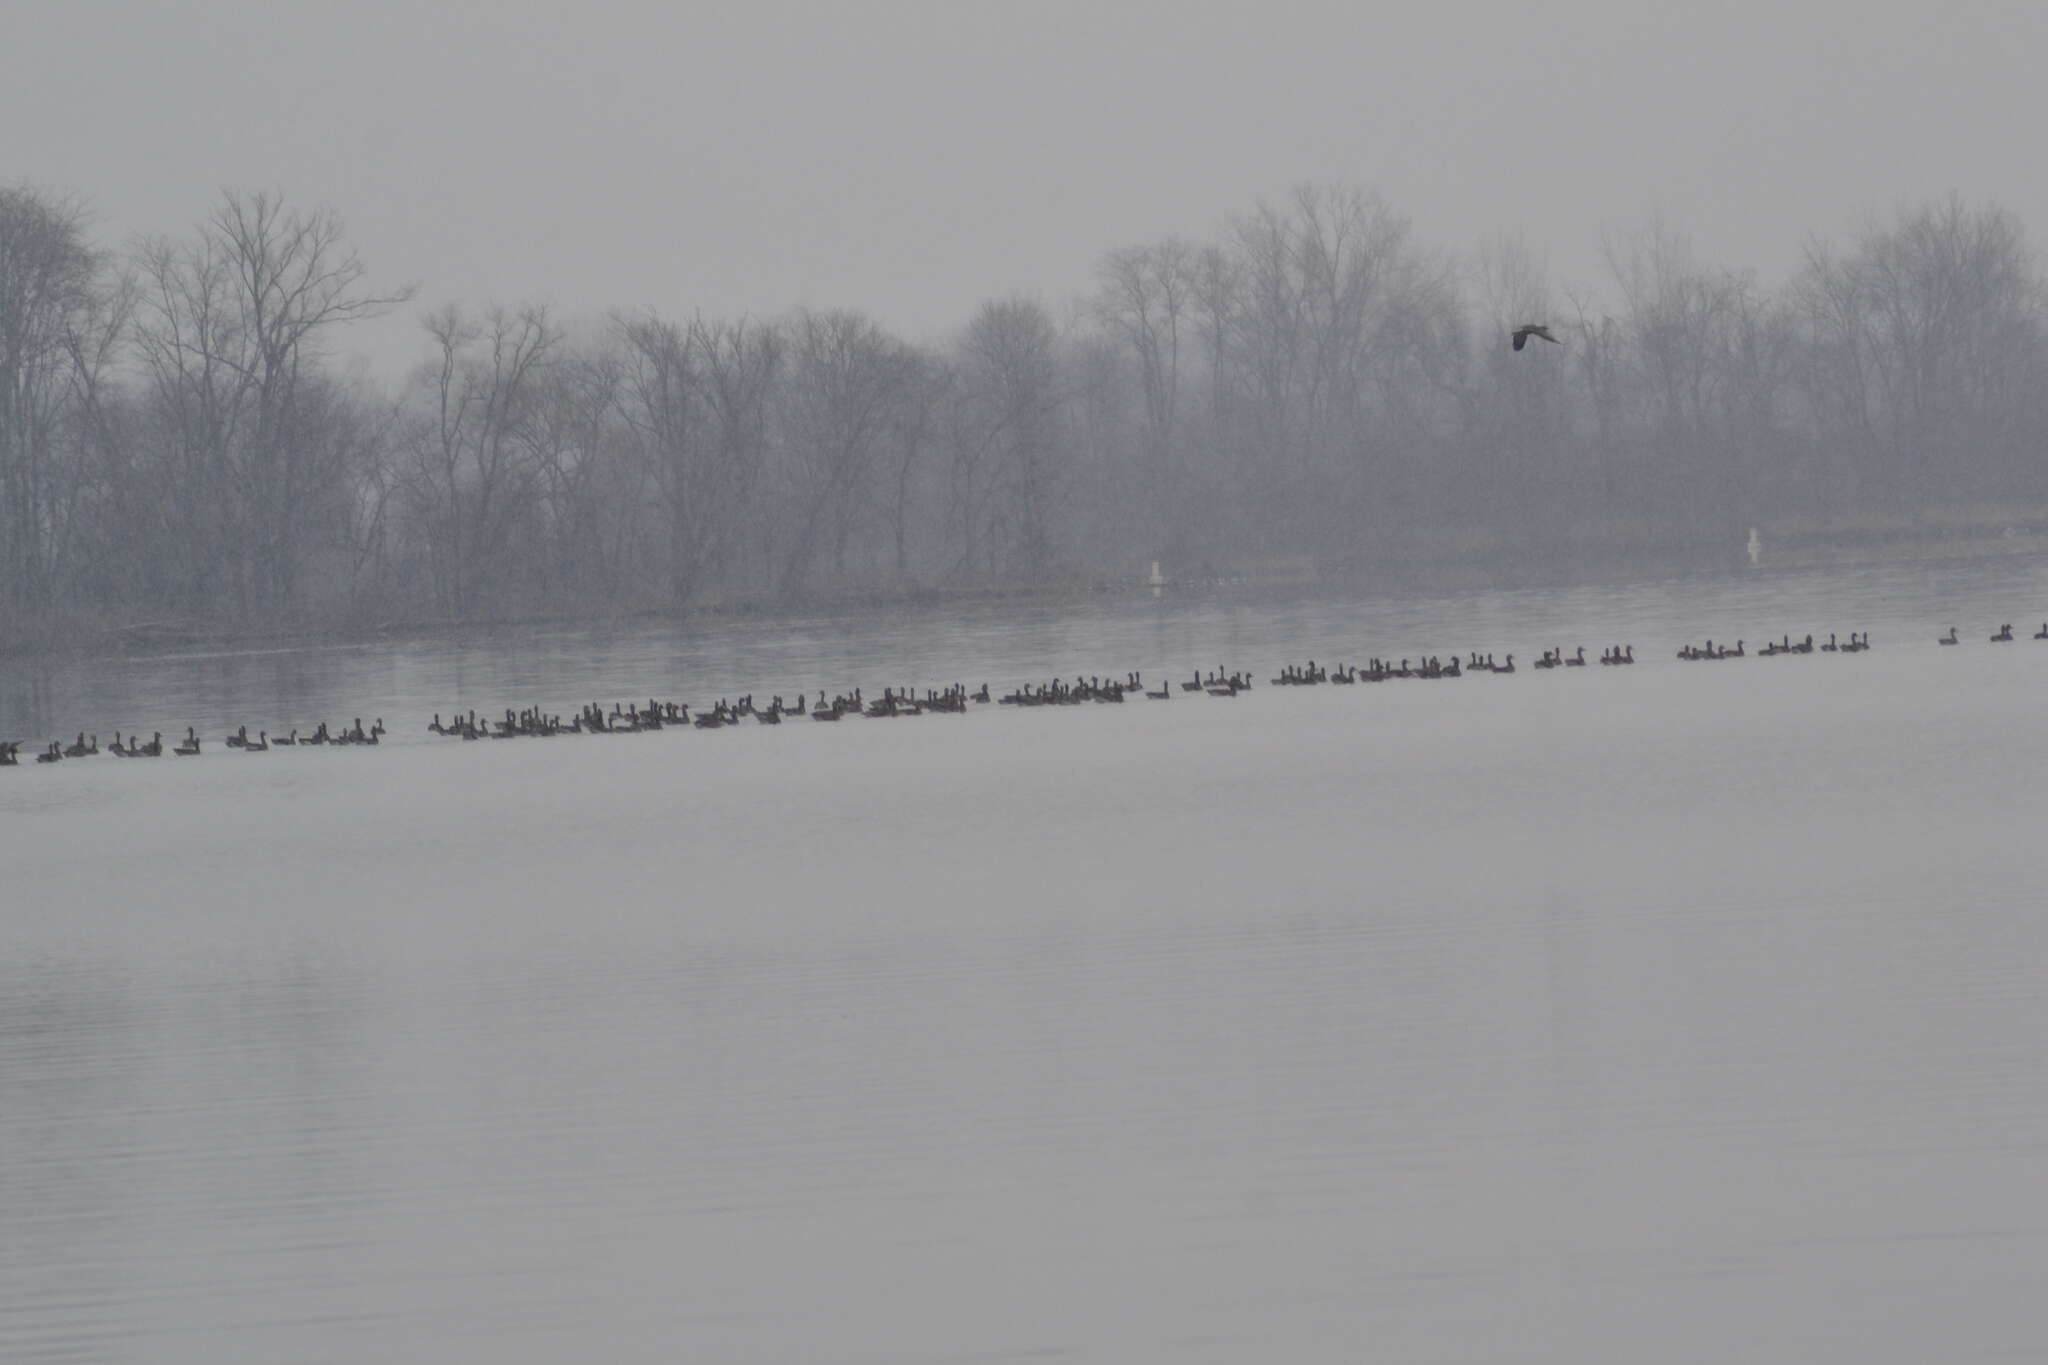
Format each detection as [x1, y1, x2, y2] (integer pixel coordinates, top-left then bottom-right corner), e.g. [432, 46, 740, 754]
[1511, 323, 1560, 351]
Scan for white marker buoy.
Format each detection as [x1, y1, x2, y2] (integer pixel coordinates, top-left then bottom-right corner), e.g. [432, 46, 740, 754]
[1149, 560, 1166, 597]
[1746, 528, 1762, 566]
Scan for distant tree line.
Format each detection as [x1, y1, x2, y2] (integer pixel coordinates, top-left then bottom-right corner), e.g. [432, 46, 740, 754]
[3, 181, 2045, 638]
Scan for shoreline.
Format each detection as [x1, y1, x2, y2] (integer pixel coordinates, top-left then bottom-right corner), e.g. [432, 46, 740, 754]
[5, 515, 2046, 665]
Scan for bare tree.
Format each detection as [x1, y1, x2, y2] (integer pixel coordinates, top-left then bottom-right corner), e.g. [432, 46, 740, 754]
[883, 348, 945, 584]
[1231, 197, 1309, 478]
[1601, 217, 1756, 532]
[1467, 234, 1570, 523]
[772, 308, 918, 599]
[614, 312, 781, 605]
[339, 392, 403, 618]
[527, 345, 632, 600]
[1561, 288, 1632, 515]
[1095, 239, 1197, 548]
[0, 185, 122, 621]
[958, 296, 1067, 578]
[130, 190, 410, 620]
[401, 303, 559, 614]
[1849, 197, 2040, 503]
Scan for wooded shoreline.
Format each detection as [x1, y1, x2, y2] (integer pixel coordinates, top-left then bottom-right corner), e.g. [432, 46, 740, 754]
[7, 511, 2042, 664]
[9, 184, 2048, 656]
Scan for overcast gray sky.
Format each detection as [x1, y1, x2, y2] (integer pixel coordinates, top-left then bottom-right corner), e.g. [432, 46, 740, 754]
[10, 0, 2045, 375]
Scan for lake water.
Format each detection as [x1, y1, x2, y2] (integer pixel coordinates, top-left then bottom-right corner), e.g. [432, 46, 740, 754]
[4, 553, 2048, 1363]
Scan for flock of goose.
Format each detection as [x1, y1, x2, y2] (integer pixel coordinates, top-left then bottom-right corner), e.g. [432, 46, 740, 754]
[2, 719, 383, 767]
[1944, 623, 2048, 644]
[4, 622, 2043, 768]
[1673, 632, 1873, 660]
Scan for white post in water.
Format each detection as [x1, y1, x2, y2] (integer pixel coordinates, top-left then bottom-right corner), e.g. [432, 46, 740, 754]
[1747, 528, 1762, 566]
[1149, 560, 1166, 597]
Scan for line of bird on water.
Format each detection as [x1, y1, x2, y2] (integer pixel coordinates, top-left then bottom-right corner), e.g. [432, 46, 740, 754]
[1674, 632, 1875, 659]
[424, 687, 989, 739]
[7, 623, 2045, 767]
[423, 655, 1621, 739]
[1943, 623, 2048, 644]
[1, 719, 383, 767]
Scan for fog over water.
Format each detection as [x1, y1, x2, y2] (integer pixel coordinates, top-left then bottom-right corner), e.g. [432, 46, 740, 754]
[5, 554, 2048, 1361]
[10, 2, 2048, 1356]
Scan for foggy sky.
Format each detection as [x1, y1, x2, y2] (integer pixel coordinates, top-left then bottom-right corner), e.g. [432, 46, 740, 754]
[10, 0, 2044, 377]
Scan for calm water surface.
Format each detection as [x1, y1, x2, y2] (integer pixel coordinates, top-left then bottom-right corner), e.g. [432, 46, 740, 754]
[4, 554, 2047, 1362]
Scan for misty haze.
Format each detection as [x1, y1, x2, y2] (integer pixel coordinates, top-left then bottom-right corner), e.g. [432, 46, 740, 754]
[5, 3, 2048, 1362]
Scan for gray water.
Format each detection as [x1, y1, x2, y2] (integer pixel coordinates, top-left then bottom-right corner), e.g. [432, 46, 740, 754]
[4, 554, 2048, 1362]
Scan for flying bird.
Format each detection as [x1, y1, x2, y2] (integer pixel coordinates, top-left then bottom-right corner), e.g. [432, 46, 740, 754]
[1511, 324, 1560, 351]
